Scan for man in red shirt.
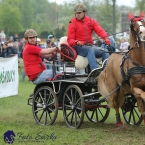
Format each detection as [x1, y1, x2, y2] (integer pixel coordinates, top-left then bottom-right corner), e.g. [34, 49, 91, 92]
[23, 29, 61, 84]
[67, 3, 110, 71]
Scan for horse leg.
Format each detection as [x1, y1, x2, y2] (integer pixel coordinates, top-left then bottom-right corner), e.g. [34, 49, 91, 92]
[113, 91, 123, 128]
[136, 97, 145, 125]
[113, 96, 123, 128]
[133, 87, 145, 124]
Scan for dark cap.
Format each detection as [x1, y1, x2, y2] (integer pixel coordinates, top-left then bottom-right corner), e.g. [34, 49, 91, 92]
[46, 39, 51, 43]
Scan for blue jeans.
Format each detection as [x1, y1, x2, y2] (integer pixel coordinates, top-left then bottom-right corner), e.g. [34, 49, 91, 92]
[32, 69, 61, 85]
[22, 71, 26, 81]
[74, 45, 109, 70]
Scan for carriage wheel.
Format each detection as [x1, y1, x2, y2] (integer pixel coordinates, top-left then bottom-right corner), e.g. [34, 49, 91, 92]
[121, 94, 143, 126]
[85, 95, 110, 123]
[63, 85, 85, 129]
[32, 86, 58, 126]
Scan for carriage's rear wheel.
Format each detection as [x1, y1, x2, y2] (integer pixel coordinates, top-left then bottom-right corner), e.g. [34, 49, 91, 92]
[121, 94, 142, 126]
[63, 85, 85, 129]
[32, 86, 58, 126]
[85, 95, 110, 123]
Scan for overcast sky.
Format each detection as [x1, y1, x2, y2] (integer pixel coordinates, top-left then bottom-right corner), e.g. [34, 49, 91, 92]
[50, 0, 135, 7]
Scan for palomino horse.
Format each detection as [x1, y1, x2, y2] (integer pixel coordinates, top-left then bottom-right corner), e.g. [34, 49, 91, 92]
[98, 12, 145, 128]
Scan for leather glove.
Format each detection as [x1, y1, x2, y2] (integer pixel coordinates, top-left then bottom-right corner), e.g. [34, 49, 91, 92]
[76, 41, 85, 46]
[104, 37, 110, 45]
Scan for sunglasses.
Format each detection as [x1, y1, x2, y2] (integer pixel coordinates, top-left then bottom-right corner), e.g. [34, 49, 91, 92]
[28, 36, 36, 39]
[76, 12, 83, 14]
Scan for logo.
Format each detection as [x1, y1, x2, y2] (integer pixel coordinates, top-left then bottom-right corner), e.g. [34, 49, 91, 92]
[4, 130, 15, 144]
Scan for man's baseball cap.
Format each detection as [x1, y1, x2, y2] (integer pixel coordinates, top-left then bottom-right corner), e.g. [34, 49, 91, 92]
[48, 34, 54, 39]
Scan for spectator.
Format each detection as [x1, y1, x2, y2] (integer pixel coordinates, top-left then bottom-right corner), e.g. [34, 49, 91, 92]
[13, 34, 19, 42]
[19, 38, 25, 57]
[48, 34, 56, 47]
[55, 38, 60, 47]
[13, 34, 20, 56]
[6, 40, 18, 57]
[36, 38, 42, 48]
[95, 38, 103, 47]
[43, 39, 58, 69]
[23, 29, 61, 85]
[67, 3, 110, 70]
[1, 42, 7, 57]
[116, 37, 129, 52]
[0, 30, 6, 42]
[19, 38, 26, 82]
[101, 34, 116, 52]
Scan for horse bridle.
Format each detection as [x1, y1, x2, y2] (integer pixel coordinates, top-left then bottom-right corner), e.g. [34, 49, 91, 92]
[130, 18, 145, 45]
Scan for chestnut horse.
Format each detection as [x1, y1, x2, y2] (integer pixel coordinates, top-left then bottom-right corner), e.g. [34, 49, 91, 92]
[98, 12, 145, 128]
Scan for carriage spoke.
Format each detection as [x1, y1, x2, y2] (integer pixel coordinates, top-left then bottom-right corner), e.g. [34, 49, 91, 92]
[34, 100, 42, 107]
[133, 108, 140, 118]
[64, 104, 72, 108]
[70, 89, 73, 103]
[76, 110, 81, 119]
[38, 92, 45, 103]
[76, 106, 82, 111]
[74, 110, 77, 126]
[46, 92, 52, 104]
[38, 110, 45, 122]
[44, 111, 47, 125]
[132, 110, 136, 125]
[34, 108, 44, 113]
[95, 109, 99, 122]
[98, 108, 104, 118]
[47, 101, 55, 107]
[74, 98, 81, 106]
[66, 110, 73, 118]
[44, 89, 47, 102]
[70, 111, 75, 125]
[46, 110, 52, 121]
[128, 110, 132, 123]
[66, 94, 72, 102]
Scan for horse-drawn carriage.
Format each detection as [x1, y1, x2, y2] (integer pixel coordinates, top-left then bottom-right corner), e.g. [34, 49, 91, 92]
[28, 12, 145, 129]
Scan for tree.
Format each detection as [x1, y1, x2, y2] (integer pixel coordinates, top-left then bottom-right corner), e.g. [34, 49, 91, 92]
[0, 3, 23, 36]
[134, 0, 145, 13]
[19, 0, 33, 30]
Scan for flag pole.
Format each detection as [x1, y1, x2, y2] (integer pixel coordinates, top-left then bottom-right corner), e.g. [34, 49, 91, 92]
[55, 0, 59, 38]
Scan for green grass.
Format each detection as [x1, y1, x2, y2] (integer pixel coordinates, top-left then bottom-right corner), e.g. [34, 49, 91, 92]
[0, 79, 145, 145]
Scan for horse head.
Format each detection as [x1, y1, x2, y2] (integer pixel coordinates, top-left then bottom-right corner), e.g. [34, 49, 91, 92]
[128, 12, 145, 43]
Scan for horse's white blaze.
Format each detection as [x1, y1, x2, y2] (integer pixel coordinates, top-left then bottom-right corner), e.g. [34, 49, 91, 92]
[137, 21, 145, 39]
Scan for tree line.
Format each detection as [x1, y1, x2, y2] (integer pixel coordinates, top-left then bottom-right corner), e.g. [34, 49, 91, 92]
[0, 0, 144, 39]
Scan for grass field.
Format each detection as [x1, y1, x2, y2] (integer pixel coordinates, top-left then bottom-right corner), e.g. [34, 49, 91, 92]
[0, 76, 145, 145]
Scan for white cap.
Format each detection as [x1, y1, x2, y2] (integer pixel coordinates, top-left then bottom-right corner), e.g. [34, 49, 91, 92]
[37, 38, 41, 42]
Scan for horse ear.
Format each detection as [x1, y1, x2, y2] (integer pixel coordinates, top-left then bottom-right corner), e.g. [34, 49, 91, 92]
[128, 13, 133, 20]
[140, 11, 144, 18]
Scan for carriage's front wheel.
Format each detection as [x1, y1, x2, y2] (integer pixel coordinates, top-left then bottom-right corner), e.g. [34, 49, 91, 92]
[32, 86, 58, 126]
[63, 85, 85, 129]
[121, 94, 142, 126]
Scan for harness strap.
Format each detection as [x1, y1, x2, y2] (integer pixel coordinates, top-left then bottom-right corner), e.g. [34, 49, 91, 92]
[120, 52, 145, 84]
[126, 67, 145, 80]
[120, 54, 130, 85]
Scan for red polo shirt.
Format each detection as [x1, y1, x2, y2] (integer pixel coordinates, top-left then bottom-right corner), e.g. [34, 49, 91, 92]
[23, 43, 46, 80]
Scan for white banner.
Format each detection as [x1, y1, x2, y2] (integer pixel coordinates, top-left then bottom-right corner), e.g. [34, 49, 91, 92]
[0, 55, 19, 98]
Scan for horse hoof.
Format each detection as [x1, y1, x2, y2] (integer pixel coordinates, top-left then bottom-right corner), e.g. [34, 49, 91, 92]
[116, 121, 123, 128]
[117, 124, 124, 130]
